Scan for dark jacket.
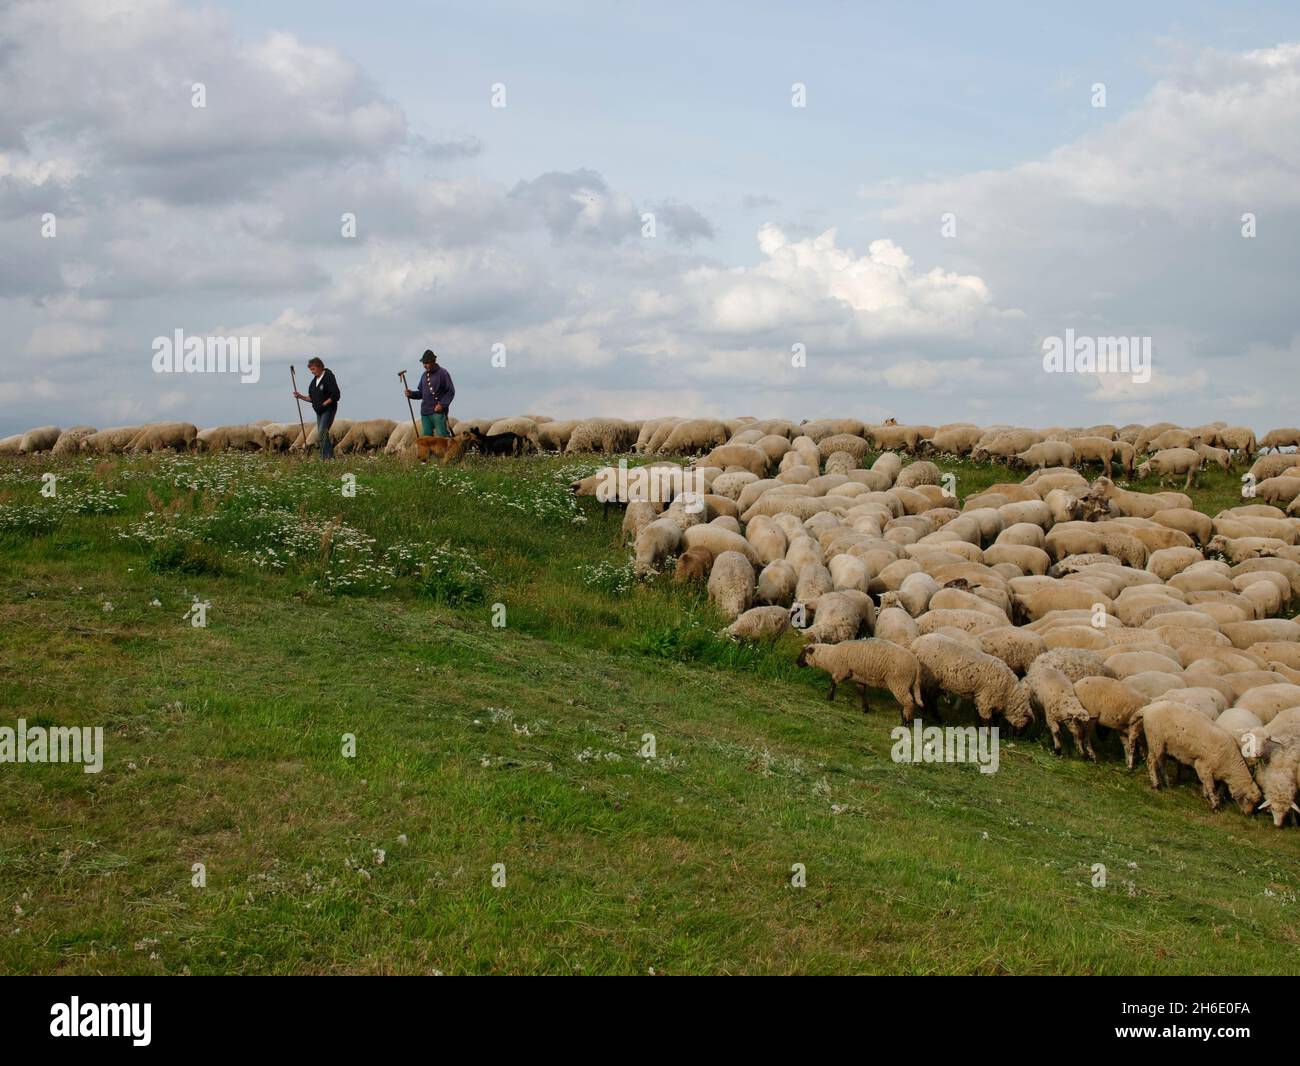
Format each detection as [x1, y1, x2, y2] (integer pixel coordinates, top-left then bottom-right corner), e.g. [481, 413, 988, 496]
[307, 369, 341, 415]
[405, 365, 454, 415]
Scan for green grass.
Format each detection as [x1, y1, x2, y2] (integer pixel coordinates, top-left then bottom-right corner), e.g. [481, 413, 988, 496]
[0, 449, 1296, 975]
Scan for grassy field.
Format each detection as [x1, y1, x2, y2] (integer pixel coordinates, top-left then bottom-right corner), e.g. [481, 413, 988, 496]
[1, 449, 1297, 975]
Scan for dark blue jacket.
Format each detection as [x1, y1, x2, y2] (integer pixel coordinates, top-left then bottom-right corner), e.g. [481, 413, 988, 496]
[406, 365, 455, 415]
[307, 368, 341, 415]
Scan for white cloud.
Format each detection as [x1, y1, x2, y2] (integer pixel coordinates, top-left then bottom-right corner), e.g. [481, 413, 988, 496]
[687, 226, 1004, 339]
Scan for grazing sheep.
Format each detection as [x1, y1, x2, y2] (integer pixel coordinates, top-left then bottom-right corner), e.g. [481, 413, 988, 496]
[485, 417, 541, 452]
[633, 518, 682, 577]
[698, 443, 770, 477]
[1250, 458, 1300, 495]
[682, 524, 760, 566]
[1233, 683, 1300, 723]
[1068, 435, 1117, 477]
[673, 545, 714, 585]
[874, 606, 919, 647]
[295, 418, 356, 450]
[911, 633, 1034, 727]
[17, 426, 61, 453]
[264, 422, 308, 452]
[197, 424, 267, 452]
[1253, 476, 1300, 508]
[1074, 676, 1146, 766]
[796, 562, 835, 602]
[723, 605, 790, 642]
[129, 422, 199, 453]
[756, 559, 799, 606]
[49, 426, 97, 455]
[1260, 428, 1300, 453]
[978, 626, 1046, 675]
[708, 550, 756, 620]
[1216, 425, 1258, 464]
[532, 419, 574, 451]
[1220, 618, 1300, 649]
[1138, 444, 1206, 491]
[922, 425, 982, 457]
[1213, 707, 1264, 742]
[618, 501, 659, 545]
[1027, 663, 1097, 758]
[79, 426, 143, 454]
[801, 591, 874, 644]
[1012, 440, 1075, 470]
[565, 418, 637, 455]
[1030, 646, 1115, 683]
[1254, 740, 1300, 827]
[656, 419, 728, 454]
[335, 418, 398, 454]
[1136, 701, 1262, 814]
[797, 639, 925, 720]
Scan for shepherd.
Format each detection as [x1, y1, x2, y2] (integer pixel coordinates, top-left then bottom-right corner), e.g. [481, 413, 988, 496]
[292, 356, 341, 459]
[403, 350, 455, 437]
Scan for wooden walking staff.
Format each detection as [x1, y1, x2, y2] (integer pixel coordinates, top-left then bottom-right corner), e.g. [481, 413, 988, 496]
[289, 365, 309, 452]
[398, 370, 420, 437]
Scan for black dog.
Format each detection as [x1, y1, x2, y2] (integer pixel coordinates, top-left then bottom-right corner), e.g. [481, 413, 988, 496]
[466, 427, 527, 457]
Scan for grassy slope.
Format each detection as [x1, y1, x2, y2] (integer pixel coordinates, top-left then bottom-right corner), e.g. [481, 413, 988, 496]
[0, 451, 1296, 975]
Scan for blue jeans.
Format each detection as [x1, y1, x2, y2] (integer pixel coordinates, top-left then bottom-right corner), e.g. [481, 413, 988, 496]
[317, 407, 337, 458]
[421, 412, 449, 437]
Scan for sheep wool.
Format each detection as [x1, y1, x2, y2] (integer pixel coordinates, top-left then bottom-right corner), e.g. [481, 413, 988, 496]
[797, 639, 925, 721]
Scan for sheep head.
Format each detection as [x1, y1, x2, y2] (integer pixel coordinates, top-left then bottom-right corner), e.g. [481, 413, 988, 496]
[1004, 680, 1035, 730]
[1255, 741, 1300, 827]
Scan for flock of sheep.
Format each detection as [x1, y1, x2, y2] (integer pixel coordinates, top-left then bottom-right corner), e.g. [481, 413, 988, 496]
[0, 414, 642, 457]
[562, 417, 1300, 828]
[6, 413, 1300, 827]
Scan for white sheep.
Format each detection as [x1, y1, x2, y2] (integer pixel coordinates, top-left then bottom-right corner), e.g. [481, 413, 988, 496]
[1136, 701, 1262, 814]
[723, 605, 791, 642]
[911, 633, 1034, 728]
[708, 550, 756, 620]
[797, 639, 925, 721]
[632, 518, 681, 577]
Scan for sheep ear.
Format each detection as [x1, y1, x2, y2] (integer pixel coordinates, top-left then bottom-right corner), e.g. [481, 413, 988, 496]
[1258, 799, 1272, 810]
[1291, 802, 1300, 815]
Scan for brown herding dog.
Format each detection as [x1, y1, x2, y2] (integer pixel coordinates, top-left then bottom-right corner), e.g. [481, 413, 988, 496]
[415, 434, 466, 464]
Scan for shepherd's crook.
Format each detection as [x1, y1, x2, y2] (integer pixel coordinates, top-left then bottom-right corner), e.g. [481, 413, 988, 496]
[398, 370, 420, 437]
[290, 365, 309, 453]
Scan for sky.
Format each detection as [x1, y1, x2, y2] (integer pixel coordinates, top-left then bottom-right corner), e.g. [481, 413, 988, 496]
[3, 0, 1300, 435]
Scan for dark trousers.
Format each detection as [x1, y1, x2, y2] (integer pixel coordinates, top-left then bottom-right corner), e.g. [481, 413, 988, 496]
[316, 407, 337, 459]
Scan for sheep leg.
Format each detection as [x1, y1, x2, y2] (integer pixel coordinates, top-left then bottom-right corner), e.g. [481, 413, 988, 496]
[1070, 721, 1095, 761]
[857, 683, 871, 715]
[1147, 745, 1165, 790]
[889, 683, 912, 722]
[826, 678, 838, 702]
[1196, 762, 1221, 810]
[1123, 724, 1140, 770]
[1048, 716, 1063, 754]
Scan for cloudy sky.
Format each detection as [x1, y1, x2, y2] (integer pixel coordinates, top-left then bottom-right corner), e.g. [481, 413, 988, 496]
[3, 0, 1300, 435]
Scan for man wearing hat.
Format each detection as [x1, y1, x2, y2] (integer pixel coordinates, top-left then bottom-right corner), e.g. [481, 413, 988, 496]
[404, 350, 456, 437]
